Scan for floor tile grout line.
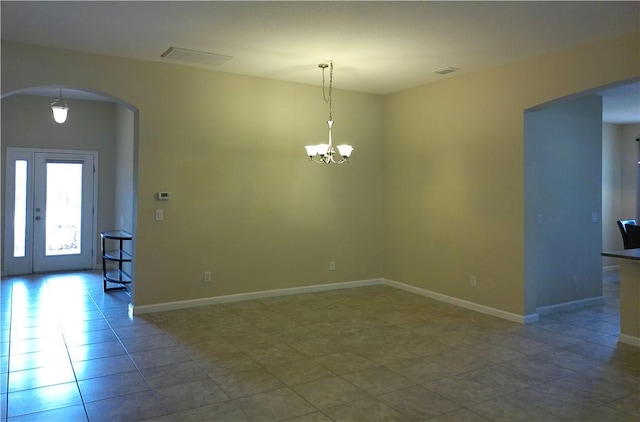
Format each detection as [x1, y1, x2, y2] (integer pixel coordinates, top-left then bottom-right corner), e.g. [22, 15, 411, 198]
[39, 274, 112, 421]
[46, 275, 92, 422]
[2, 282, 10, 422]
[80, 280, 159, 420]
[2, 281, 20, 422]
[2, 277, 65, 419]
[87, 285, 248, 419]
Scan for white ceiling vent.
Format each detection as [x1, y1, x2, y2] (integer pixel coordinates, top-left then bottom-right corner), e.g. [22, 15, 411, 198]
[161, 47, 232, 67]
[433, 66, 460, 75]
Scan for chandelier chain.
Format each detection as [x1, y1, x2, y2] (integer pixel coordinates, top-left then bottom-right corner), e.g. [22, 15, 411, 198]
[322, 62, 333, 121]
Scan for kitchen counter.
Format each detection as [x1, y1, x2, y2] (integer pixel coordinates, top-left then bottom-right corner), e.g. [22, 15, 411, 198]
[601, 249, 640, 347]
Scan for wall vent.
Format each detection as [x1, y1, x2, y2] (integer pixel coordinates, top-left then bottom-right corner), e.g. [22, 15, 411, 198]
[161, 47, 232, 67]
[433, 66, 460, 75]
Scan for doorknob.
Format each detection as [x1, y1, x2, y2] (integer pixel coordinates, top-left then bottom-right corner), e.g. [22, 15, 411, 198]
[35, 216, 43, 221]
[35, 208, 41, 212]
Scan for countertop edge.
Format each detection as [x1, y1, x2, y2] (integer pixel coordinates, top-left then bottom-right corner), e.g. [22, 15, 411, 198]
[601, 249, 640, 261]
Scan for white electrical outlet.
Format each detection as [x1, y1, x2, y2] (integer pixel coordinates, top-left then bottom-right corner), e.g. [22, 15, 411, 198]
[329, 261, 336, 271]
[470, 276, 477, 287]
[204, 271, 211, 282]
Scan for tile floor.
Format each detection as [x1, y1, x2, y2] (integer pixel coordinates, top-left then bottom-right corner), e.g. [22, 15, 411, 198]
[1, 271, 638, 421]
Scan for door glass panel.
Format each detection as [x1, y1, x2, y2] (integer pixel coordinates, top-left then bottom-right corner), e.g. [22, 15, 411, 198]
[13, 160, 27, 258]
[45, 162, 83, 256]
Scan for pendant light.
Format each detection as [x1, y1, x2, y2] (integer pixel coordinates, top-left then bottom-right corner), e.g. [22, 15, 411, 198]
[50, 88, 69, 124]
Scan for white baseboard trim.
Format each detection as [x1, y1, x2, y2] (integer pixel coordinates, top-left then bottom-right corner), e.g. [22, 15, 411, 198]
[536, 296, 605, 316]
[618, 333, 640, 347]
[133, 276, 537, 325]
[133, 278, 384, 314]
[383, 278, 537, 324]
[522, 313, 540, 324]
[603, 265, 620, 272]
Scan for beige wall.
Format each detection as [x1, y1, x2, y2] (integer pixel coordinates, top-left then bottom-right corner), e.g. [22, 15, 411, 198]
[602, 123, 639, 265]
[1, 41, 385, 306]
[603, 123, 626, 263]
[2, 30, 639, 315]
[384, 32, 639, 316]
[114, 104, 135, 233]
[113, 104, 136, 289]
[621, 124, 640, 221]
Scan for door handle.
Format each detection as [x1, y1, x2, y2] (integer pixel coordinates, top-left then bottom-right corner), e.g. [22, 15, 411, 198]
[35, 216, 43, 221]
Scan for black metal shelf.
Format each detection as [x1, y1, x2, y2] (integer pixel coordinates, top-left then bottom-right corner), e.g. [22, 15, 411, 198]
[101, 230, 133, 292]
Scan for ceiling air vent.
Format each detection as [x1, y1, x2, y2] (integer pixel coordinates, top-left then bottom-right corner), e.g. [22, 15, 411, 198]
[161, 47, 232, 67]
[433, 66, 460, 75]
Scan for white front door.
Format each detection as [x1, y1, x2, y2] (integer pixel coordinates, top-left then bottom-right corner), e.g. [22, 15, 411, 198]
[4, 148, 97, 274]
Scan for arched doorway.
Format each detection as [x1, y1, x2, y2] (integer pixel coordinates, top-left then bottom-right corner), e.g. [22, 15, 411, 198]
[1, 86, 139, 300]
[523, 78, 640, 319]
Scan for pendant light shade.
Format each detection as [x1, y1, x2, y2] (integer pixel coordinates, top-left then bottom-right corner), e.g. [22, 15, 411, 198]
[50, 89, 69, 124]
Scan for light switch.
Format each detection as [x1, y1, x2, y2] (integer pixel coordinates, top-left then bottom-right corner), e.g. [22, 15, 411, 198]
[591, 212, 598, 223]
[155, 209, 164, 221]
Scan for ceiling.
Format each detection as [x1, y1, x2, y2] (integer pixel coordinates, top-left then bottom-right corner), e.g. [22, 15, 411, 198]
[2, 1, 639, 122]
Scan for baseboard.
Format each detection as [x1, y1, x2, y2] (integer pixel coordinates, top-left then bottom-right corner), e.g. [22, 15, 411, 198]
[603, 265, 620, 272]
[383, 278, 537, 324]
[618, 333, 640, 347]
[536, 296, 605, 316]
[133, 276, 537, 325]
[133, 278, 384, 314]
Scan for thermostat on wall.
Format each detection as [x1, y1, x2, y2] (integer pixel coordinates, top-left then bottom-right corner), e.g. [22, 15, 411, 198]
[157, 192, 172, 200]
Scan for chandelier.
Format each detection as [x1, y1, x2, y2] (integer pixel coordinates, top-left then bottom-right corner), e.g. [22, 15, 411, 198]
[304, 62, 353, 164]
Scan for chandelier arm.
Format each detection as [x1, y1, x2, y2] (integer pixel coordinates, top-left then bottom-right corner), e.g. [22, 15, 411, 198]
[309, 154, 347, 164]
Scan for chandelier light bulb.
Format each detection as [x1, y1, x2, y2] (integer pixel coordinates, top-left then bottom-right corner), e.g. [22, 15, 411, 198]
[336, 144, 353, 158]
[317, 144, 330, 157]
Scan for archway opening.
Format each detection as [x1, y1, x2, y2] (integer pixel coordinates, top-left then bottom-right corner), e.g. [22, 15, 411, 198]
[1, 86, 139, 302]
